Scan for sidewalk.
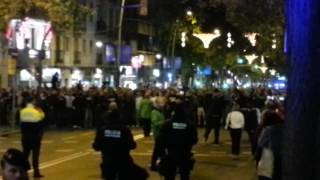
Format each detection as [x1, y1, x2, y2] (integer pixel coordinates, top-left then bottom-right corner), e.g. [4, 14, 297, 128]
[0, 126, 19, 136]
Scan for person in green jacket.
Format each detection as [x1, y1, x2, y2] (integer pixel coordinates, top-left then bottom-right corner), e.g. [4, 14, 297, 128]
[138, 93, 153, 137]
[150, 98, 166, 171]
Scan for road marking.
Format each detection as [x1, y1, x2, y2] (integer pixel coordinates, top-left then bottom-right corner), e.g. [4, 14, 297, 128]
[81, 132, 94, 136]
[56, 149, 74, 153]
[62, 136, 76, 140]
[134, 134, 144, 141]
[38, 152, 91, 170]
[24, 133, 146, 171]
[63, 140, 78, 144]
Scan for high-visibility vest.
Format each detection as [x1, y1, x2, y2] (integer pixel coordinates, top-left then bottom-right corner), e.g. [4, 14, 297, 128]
[20, 104, 45, 123]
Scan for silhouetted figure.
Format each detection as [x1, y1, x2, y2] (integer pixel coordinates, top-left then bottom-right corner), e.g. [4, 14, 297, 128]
[51, 72, 59, 89]
[93, 102, 148, 180]
[158, 102, 198, 180]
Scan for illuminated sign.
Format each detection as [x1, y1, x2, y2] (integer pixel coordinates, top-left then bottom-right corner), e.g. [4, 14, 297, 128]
[6, 17, 53, 58]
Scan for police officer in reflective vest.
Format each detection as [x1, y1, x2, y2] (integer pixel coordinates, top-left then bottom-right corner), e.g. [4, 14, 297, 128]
[20, 97, 45, 178]
[158, 101, 198, 180]
[93, 102, 148, 180]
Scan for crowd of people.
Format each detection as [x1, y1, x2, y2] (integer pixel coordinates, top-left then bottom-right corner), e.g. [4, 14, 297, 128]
[0, 86, 285, 180]
[0, 87, 280, 127]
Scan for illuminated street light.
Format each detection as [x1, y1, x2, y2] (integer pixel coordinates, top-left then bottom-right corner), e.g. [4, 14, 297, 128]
[153, 69, 160, 77]
[259, 65, 268, 73]
[95, 41, 103, 48]
[155, 53, 162, 59]
[244, 32, 258, 46]
[186, 10, 193, 16]
[237, 58, 245, 64]
[261, 56, 265, 64]
[245, 54, 259, 64]
[270, 69, 277, 76]
[227, 32, 235, 48]
[181, 32, 187, 48]
[193, 29, 221, 48]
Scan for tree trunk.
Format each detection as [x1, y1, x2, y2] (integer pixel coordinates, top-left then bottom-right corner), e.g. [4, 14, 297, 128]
[284, 1, 320, 179]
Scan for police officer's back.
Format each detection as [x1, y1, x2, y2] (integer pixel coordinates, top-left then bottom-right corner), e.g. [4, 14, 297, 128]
[20, 96, 45, 178]
[93, 102, 147, 180]
[158, 102, 198, 180]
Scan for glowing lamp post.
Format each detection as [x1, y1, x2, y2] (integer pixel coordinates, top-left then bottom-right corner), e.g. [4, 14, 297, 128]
[245, 54, 259, 64]
[193, 29, 221, 48]
[244, 32, 258, 46]
[259, 65, 268, 74]
[269, 69, 277, 76]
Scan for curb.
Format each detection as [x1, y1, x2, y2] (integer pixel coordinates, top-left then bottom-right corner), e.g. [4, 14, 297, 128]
[0, 129, 20, 137]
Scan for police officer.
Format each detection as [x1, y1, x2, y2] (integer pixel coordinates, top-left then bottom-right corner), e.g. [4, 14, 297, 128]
[1, 148, 30, 180]
[158, 101, 198, 180]
[93, 102, 148, 180]
[20, 97, 45, 178]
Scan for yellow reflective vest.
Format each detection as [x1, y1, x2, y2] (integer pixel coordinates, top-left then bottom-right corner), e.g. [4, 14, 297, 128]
[20, 104, 45, 123]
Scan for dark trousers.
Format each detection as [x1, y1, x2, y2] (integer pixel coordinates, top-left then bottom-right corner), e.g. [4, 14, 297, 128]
[22, 135, 42, 174]
[165, 171, 190, 180]
[258, 176, 272, 180]
[229, 128, 242, 155]
[74, 108, 85, 127]
[151, 138, 162, 166]
[101, 163, 123, 180]
[204, 126, 220, 144]
[141, 118, 151, 137]
[246, 129, 256, 155]
[164, 162, 191, 180]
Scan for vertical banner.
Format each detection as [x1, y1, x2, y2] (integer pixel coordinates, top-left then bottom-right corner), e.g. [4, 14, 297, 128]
[139, 0, 148, 16]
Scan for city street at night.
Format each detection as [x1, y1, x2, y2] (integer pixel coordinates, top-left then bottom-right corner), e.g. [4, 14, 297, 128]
[0, 0, 319, 179]
[0, 128, 255, 180]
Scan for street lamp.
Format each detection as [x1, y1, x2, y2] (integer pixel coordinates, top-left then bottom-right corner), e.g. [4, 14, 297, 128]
[186, 10, 193, 16]
[115, 1, 142, 87]
[95, 41, 103, 48]
[245, 54, 259, 64]
[115, 0, 127, 87]
[155, 53, 162, 60]
[259, 65, 268, 73]
[270, 69, 277, 76]
[244, 32, 258, 46]
[193, 29, 221, 48]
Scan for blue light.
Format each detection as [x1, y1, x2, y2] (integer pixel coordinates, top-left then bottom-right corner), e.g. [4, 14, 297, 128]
[237, 58, 245, 64]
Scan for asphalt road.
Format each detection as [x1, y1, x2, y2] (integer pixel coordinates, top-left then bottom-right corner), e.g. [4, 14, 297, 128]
[0, 128, 256, 180]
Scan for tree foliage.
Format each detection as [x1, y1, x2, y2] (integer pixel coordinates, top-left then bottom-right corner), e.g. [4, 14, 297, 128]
[150, 0, 285, 79]
[0, 0, 93, 32]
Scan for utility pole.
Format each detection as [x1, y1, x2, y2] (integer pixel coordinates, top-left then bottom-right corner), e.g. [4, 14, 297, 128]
[170, 22, 178, 85]
[115, 0, 126, 87]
